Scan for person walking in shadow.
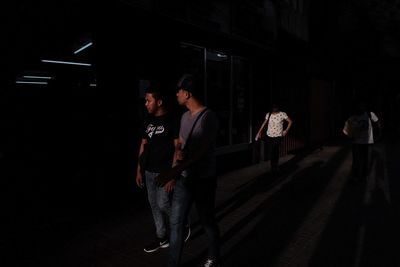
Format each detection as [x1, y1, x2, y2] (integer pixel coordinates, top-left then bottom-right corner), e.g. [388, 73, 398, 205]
[255, 103, 293, 174]
[343, 100, 381, 182]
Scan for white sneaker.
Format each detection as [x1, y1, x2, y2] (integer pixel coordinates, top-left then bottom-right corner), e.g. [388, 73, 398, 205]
[203, 258, 219, 267]
[143, 238, 169, 253]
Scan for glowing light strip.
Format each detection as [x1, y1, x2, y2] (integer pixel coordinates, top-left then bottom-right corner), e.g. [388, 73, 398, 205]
[23, 75, 52, 80]
[16, 81, 48, 85]
[41, 59, 91, 66]
[74, 42, 93, 54]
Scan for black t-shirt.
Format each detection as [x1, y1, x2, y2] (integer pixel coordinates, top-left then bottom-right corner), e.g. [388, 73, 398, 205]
[141, 114, 180, 172]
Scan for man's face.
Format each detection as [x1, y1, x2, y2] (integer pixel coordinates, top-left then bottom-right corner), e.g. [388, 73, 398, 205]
[145, 93, 159, 114]
[176, 89, 189, 106]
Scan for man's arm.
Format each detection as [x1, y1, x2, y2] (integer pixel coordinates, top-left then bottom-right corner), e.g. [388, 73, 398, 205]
[176, 135, 213, 174]
[172, 138, 181, 167]
[371, 112, 382, 140]
[136, 138, 147, 188]
[156, 137, 213, 187]
[343, 120, 351, 137]
[163, 138, 181, 192]
[156, 113, 217, 186]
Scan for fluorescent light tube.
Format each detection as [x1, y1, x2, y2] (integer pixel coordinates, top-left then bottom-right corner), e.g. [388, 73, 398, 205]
[41, 59, 91, 66]
[23, 75, 52, 80]
[16, 81, 48, 85]
[74, 42, 93, 54]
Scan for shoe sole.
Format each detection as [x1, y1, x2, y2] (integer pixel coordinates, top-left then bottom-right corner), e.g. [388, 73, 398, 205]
[144, 242, 169, 252]
[160, 242, 169, 248]
[143, 247, 160, 253]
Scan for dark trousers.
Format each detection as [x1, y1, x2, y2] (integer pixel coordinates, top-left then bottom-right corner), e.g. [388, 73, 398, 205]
[266, 136, 282, 171]
[352, 143, 371, 179]
[167, 177, 220, 267]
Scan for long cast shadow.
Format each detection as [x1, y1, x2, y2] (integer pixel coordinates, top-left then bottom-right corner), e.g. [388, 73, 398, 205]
[185, 148, 315, 244]
[310, 145, 400, 267]
[184, 147, 349, 266]
[185, 148, 311, 242]
[222, 147, 350, 266]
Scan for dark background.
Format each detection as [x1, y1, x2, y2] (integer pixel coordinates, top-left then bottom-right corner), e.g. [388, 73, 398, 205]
[2, 0, 400, 266]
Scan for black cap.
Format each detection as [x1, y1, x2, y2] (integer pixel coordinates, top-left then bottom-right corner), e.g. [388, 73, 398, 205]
[177, 74, 194, 92]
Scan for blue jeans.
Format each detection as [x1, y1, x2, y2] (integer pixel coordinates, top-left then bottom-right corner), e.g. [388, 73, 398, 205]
[167, 177, 220, 267]
[145, 171, 171, 239]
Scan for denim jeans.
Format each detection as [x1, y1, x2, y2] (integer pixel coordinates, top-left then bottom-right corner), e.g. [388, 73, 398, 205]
[167, 177, 220, 267]
[145, 171, 171, 239]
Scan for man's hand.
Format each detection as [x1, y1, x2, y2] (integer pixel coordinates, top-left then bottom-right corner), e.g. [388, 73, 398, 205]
[176, 150, 185, 162]
[282, 129, 288, 136]
[136, 171, 144, 188]
[164, 179, 176, 193]
[155, 168, 179, 187]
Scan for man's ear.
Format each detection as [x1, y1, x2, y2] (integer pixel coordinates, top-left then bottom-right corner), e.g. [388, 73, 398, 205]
[157, 99, 163, 107]
[186, 91, 191, 99]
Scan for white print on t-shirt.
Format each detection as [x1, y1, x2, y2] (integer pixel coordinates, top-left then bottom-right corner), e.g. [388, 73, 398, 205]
[146, 124, 165, 138]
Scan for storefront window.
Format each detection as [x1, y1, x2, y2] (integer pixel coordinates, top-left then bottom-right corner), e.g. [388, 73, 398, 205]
[179, 43, 252, 148]
[179, 43, 205, 100]
[206, 50, 231, 147]
[232, 57, 251, 144]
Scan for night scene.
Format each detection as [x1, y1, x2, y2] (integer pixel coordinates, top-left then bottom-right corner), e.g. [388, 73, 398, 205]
[2, 1, 400, 266]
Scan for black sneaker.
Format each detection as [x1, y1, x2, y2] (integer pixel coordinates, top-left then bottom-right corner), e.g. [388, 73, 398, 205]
[184, 225, 191, 242]
[143, 238, 169, 253]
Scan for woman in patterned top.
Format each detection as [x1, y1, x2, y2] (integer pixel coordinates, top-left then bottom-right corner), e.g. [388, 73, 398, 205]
[256, 104, 293, 173]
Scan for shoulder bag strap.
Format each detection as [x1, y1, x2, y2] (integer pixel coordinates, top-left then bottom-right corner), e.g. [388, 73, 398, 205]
[185, 108, 208, 149]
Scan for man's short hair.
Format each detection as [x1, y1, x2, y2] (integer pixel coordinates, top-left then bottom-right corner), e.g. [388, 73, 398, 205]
[145, 83, 164, 102]
[177, 74, 205, 103]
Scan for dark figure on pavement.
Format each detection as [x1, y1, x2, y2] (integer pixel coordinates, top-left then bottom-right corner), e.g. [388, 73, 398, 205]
[255, 104, 293, 173]
[136, 86, 180, 253]
[155, 74, 221, 267]
[343, 101, 381, 181]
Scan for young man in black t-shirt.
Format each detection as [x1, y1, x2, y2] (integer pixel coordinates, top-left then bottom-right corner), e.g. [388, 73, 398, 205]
[136, 86, 180, 253]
